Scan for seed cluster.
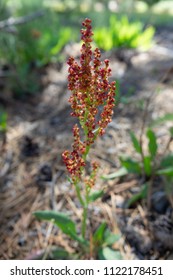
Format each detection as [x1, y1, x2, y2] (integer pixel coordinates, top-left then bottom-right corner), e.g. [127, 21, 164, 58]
[62, 18, 115, 182]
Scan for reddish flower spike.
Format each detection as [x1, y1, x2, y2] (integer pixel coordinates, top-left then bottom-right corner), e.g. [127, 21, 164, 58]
[62, 18, 116, 181]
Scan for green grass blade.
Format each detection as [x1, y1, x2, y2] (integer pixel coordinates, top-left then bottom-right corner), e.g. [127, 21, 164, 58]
[146, 129, 158, 159]
[101, 167, 128, 180]
[130, 131, 142, 154]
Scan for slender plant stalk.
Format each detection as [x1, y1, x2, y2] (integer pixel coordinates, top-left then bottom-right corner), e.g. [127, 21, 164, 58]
[74, 182, 85, 207]
[139, 97, 150, 178]
[82, 205, 88, 238]
[81, 186, 90, 238]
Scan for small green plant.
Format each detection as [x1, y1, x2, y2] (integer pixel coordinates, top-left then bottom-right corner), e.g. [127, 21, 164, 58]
[102, 112, 173, 208]
[0, 108, 7, 133]
[13, 15, 74, 67]
[94, 15, 155, 51]
[0, 2, 76, 96]
[0, 108, 7, 145]
[34, 18, 121, 260]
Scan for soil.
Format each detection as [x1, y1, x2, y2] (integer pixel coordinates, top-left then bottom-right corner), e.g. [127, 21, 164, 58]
[0, 27, 173, 260]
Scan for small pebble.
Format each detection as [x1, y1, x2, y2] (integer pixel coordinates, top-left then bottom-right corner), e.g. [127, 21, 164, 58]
[151, 191, 170, 214]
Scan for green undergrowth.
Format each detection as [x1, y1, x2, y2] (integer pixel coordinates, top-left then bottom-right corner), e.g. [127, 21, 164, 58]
[102, 111, 173, 209]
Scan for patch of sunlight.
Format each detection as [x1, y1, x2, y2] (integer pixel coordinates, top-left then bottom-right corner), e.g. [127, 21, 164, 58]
[44, 0, 77, 12]
[152, 1, 173, 15]
[135, 1, 148, 13]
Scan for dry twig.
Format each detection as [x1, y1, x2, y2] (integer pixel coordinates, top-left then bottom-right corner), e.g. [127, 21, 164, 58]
[0, 11, 44, 33]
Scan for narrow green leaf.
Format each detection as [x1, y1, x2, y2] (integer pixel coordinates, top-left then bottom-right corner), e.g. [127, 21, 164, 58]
[143, 156, 152, 176]
[151, 113, 173, 127]
[156, 167, 173, 177]
[93, 222, 106, 245]
[88, 190, 104, 202]
[33, 210, 87, 245]
[160, 154, 173, 168]
[120, 158, 141, 174]
[34, 210, 76, 234]
[49, 248, 70, 260]
[104, 229, 121, 246]
[0, 110, 7, 132]
[130, 131, 142, 154]
[101, 167, 128, 180]
[146, 129, 158, 159]
[126, 184, 148, 207]
[50, 248, 79, 260]
[67, 176, 73, 184]
[98, 247, 122, 260]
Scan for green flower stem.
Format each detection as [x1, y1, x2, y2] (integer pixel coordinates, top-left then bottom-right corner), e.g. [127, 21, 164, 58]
[74, 109, 92, 239]
[82, 205, 88, 239]
[74, 182, 85, 207]
[76, 105, 99, 239]
[82, 187, 90, 239]
[83, 145, 90, 161]
[74, 181, 89, 239]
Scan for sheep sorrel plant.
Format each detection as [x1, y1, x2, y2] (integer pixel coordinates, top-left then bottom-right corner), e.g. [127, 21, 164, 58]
[34, 18, 122, 260]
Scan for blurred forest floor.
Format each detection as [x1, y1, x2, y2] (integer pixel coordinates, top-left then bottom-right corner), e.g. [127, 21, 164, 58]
[0, 23, 173, 259]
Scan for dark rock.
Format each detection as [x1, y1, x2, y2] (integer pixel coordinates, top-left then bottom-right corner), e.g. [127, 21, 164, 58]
[36, 163, 52, 190]
[37, 164, 52, 182]
[151, 191, 170, 214]
[21, 136, 39, 157]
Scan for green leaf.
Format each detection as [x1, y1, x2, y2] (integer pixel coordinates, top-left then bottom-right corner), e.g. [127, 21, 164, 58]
[88, 190, 104, 202]
[33, 210, 87, 245]
[146, 129, 158, 159]
[169, 127, 173, 137]
[93, 222, 106, 245]
[0, 110, 7, 132]
[120, 158, 141, 174]
[136, 26, 155, 50]
[98, 247, 122, 260]
[151, 113, 173, 127]
[50, 248, 76, 260]
[34, 210, 76, 234]
[49, 248, 70, 260]
[50, 28, 71, 55]
[67, 176, 73, 184]
[101, 167, 128, 180]
[94, 15, 154, 51]
[143, 156, 152, 176]
[28, 247, 77, 260]
[104, 229, 121, 246]
[126, 184, 148, 207]
[156, 167, 173, 177]
[160, 154, 173, 168]
[130, 131, 142, 154]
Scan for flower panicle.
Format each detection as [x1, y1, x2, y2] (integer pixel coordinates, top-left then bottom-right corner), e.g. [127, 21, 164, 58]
[67, 18, 115, 140]
[62, 18, 116, 181]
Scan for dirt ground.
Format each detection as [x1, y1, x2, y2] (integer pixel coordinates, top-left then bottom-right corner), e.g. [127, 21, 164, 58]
[0, 27, 173, 259]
